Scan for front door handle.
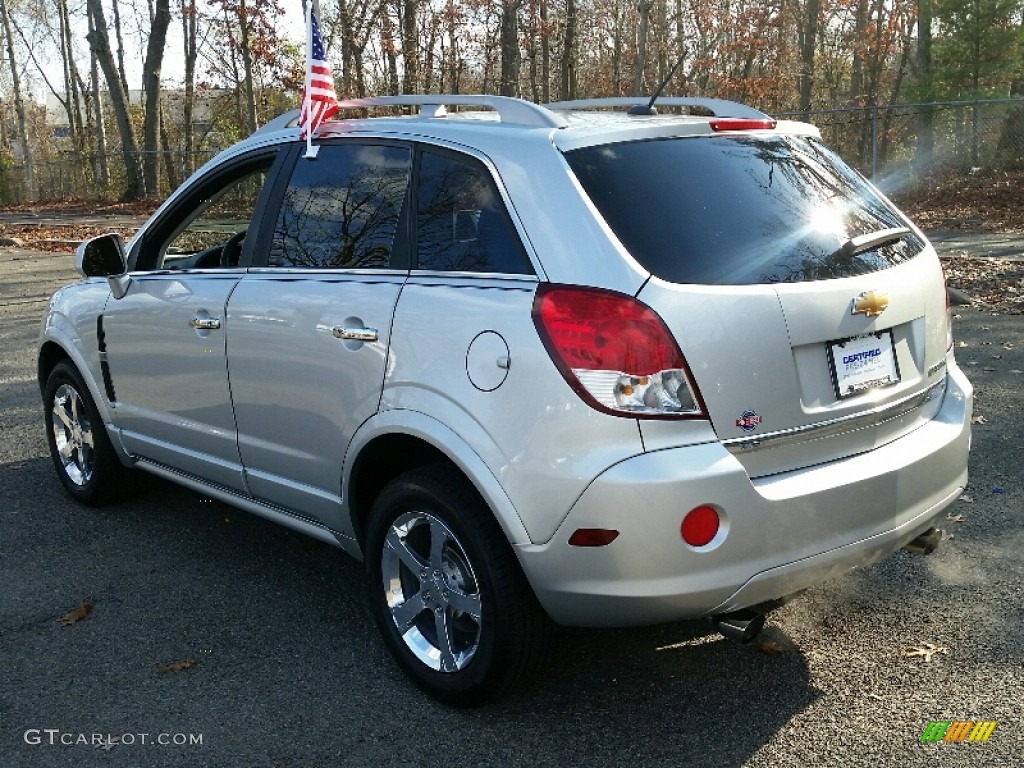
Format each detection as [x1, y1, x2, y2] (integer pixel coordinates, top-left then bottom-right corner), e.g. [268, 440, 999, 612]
[332, 326, 378, 342]
[191, 316, 221, 330]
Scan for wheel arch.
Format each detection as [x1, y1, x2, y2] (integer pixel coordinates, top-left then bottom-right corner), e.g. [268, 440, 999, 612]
[38, 340, 72, 394]
[344, 411, 533, 554]
[38, 337, 123, 458]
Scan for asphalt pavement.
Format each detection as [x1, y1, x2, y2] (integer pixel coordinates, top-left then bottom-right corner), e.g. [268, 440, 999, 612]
[1, 244, 1022, 768]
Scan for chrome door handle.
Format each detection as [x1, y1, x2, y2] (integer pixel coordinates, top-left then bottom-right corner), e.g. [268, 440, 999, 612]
[332, 326, 378, 342]
[190, 316, 221, 330]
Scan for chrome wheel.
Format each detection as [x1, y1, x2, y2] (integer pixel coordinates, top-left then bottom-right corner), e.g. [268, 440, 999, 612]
[51, 383, 95, 487]
[381, 510, 483, 672]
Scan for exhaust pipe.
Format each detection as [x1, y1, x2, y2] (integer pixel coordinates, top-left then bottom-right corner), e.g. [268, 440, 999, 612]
[902, 527, 942, 556]
[710, 609, 765, 644]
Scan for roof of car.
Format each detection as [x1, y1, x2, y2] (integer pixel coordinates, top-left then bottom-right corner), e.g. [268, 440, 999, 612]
[248, 95, 820, 153]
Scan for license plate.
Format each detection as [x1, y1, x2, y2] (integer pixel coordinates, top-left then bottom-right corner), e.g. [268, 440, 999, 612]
[827, 331, 900, 398]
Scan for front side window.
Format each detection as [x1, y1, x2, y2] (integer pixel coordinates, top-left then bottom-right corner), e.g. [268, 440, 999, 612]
[415, 150, 533, 274]
[140, 155, 274, 271]
[270, 143, 411, 269]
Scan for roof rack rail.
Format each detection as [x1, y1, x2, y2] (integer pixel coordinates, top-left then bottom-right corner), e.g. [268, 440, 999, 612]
[335, 95, 568, 129]
[255, 109, 300, 135]
[544, 97, 770, 120]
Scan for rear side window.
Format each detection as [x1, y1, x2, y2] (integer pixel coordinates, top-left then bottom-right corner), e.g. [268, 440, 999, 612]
[415, 150, 533, 274]
[270, 143, 410, 269]
[565, 135, 925, 285]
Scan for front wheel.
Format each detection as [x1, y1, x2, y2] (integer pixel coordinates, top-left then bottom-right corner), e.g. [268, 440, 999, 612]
[364, 467, 548, 706]
[43, 360, 136, 505]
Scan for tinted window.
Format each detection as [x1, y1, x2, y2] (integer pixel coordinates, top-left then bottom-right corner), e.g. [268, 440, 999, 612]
[270, 143, 410, 269]
[565, 136, 925, 285]
[415, 150, 532, 274]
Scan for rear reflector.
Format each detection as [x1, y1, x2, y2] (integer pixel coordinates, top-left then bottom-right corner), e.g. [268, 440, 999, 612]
[569, 528, 620, 547]
[681, 505, 720, 547]
[532, 284, 705, 419]
[709, 118, 777, 132]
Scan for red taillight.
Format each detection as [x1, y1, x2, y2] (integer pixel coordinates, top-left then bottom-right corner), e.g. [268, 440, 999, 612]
[681, 505, 720, 547]
[709, 118, 777, 132]
[532, 284, 705, 419]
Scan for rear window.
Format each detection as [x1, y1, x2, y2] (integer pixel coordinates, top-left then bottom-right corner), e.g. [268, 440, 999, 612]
[565, 135, 925, 285]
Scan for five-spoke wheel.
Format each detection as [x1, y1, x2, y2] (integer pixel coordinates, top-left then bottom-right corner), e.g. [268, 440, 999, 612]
[365, 466, 548, 705]
[43, 360, 136, 505]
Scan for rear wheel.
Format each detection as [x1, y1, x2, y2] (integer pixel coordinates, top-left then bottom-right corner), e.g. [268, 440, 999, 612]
[44, 360, 136, 505]
[365, 466, 548, 706]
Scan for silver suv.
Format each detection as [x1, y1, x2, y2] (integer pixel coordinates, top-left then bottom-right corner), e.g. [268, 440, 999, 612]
[40, 95, 973, 704]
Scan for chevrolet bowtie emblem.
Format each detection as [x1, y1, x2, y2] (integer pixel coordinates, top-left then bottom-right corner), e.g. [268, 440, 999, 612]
[851, 290, 889, 317]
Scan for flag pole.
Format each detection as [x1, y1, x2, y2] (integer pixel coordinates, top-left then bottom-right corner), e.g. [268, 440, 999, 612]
[303, 0, 318, 158]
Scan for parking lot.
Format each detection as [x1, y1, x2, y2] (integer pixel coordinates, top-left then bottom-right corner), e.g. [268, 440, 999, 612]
[1, 244, 1021, 767]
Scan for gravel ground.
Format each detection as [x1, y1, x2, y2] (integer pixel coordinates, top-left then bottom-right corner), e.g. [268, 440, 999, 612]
[1, 247, 1021, 768]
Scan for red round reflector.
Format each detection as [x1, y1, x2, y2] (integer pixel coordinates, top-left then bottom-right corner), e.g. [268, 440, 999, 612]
[681, 505, 720, 547]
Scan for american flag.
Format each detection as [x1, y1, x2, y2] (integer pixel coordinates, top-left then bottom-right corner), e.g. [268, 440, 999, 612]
[298, 2, 339, 143]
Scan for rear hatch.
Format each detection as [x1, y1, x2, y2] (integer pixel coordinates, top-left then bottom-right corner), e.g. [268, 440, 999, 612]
[563, 131, 951, 478]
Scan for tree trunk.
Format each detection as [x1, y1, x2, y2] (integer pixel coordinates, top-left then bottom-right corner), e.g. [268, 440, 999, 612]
[915, 0, 933, 165]
[0, 0, 34, 199]
[799, 0, 819, 117]
[848, 0, 868, 102]
[238, 0, 259, 131]
[540, 0, 549, 101]
[499, 0, 521, 96]
[160, 110, 179, 191]
[87, 0, 145, 201]
[402, 0, 418, 93]
[181, 0, 197, 176]
[560, 0, 576, 99]
[89, 13, 110, 191]
[111, 0, 129, 94]
[634, 0, 652, 96]
[142, 0, 171, 196]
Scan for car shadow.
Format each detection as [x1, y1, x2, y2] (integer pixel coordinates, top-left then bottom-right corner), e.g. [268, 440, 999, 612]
[4, 466, 820, 767]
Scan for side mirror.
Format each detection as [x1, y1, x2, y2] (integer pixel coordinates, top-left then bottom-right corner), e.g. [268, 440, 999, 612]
[76, 234, 131, 299]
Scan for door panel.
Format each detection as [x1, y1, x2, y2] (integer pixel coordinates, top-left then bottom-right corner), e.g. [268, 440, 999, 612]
[226, 274, 404, 522]
[103, 273, 245, 489]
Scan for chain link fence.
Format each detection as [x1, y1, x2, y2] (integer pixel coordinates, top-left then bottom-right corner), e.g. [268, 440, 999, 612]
[1, 98, 1022, 204]
[781, 98, 1024, 184]
[0, 149, 220, 205]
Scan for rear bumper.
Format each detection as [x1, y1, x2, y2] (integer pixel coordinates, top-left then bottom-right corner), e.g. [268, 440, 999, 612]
[516, 364, 972, 627]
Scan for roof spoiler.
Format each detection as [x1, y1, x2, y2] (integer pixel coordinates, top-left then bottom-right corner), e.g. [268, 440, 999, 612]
[544, 97, 771, 120]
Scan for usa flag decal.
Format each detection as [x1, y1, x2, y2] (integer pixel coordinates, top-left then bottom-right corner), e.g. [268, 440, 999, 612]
[736, 410, 762, 432]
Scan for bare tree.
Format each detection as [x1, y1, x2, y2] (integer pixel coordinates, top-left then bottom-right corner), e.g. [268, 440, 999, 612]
[86, 0, 145, 200]
[142, 0, 171, 194]
[499, 0, 521, 96]
[561, 0, 576, 99]
[0, 0, 34, 199]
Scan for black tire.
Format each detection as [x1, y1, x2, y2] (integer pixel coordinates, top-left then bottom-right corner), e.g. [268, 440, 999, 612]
[43, 360, 137, 506]
[364, 466, 549, 706]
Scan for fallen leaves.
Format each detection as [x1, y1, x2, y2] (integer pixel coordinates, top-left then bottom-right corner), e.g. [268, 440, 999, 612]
[57, 600, 92, 626]
[157, 658, 196, 674]
[901, 642, 948, 662]
[757, 639, 790, 655]
[895, 168, 1024, 235]
[959, 494, 974, 504]
[938, 255, 1024, 314]
[946, 513, 965, 523]
[971, 415, 988, 424]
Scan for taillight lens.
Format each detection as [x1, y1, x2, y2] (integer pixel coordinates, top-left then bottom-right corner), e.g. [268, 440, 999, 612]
[709, 118, 777, 132]
[532, 284, 705, 419]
